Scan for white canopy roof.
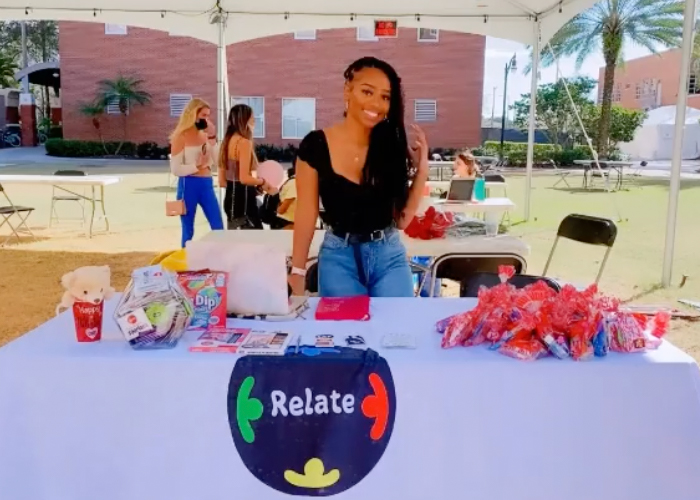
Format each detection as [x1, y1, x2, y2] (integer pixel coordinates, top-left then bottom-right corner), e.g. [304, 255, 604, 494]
[0, 0, 598, 45]
[642, 105, 700, 126]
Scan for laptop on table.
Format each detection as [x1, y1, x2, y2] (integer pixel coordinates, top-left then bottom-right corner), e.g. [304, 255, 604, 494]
[434, 178, 476, 205]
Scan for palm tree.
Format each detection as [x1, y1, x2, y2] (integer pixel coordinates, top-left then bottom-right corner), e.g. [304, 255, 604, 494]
[79, 100, 108, 153]
[97, 75, 152, 155]
[0, 53, 18, 88]
[540, 0, 683, 156]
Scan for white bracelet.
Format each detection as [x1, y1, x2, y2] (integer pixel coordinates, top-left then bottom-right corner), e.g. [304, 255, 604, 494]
[291, 266, 307, 277]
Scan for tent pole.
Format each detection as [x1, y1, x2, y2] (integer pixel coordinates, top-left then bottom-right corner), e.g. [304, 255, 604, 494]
[662, 0, 697, 287]
[216, 5, 227, 219]
[524, 19, 540, 221]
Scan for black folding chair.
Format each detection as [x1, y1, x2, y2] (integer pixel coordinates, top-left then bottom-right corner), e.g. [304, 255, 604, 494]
[0, 183, 35, 246]
[543, 214, 617, 284]
[427, 253, 527, 297]
[460, 272, 561, 297]
[49, 170, 87, 227]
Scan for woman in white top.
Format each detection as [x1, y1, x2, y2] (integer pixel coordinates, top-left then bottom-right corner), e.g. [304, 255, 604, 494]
[453, 150, 480, 179]
[169, 98, 224, 247]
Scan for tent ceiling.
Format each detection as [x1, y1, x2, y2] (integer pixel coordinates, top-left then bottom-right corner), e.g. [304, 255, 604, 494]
[0, 0, 599, 44]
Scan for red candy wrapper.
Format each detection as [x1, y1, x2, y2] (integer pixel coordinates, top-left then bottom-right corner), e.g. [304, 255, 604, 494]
[73, 300, 104, 342]
[499, 338, 549, 361]
[405, 206, 454, 240]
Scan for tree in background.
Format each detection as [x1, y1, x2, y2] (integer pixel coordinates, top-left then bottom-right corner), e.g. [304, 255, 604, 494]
[96, 75, 152, 155]
[79, 100, 108, 153]
[0, 21, 58, 119]
[512, 77, 597, 147]
[0, 53, 19, 88]
[539, 0, 683, 157]
[580, 105, 647, 153]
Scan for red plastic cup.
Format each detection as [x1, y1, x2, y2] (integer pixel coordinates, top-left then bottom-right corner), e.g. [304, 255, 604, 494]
[72, 301, 104, 342]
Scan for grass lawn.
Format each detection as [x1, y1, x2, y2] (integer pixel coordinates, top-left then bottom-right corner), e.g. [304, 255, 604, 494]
[0, 173, 698, 357]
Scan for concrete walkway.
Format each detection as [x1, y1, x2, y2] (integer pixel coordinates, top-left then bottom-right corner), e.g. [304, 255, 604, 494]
[0, 146, 168, 169]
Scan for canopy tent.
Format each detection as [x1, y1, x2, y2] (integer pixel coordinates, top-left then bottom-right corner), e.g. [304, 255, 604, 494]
[0, 0, 694, 287]
[0, 0, 600, 45]
[619, 106, 700, 161]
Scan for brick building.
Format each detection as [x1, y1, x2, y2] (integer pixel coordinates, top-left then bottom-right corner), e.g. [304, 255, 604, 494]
[58, 22, 485, 149]
[598, 48, 700, 112]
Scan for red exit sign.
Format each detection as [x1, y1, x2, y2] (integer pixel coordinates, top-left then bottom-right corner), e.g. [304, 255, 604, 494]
[374, 20, 398, 37]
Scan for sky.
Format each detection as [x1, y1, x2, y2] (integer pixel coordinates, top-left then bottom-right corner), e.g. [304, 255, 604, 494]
[482, 37, 655, 119]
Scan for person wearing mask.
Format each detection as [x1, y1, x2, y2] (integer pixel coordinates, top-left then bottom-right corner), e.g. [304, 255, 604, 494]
[276, 166, 297, 229]
[289, 56, 429, 297]
[219, 104, 273, 229]
[453, 150, 481, 179]
[169, 98, 223, 248]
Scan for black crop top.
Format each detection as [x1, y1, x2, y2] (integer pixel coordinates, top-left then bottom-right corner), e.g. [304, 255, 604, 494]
[297, 130, 395, 234]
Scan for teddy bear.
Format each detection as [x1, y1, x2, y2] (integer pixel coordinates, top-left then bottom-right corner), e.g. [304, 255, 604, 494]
[56, 265, 116, 315]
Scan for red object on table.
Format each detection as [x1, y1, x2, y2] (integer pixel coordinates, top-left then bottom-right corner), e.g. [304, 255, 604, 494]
[404, 206, 454, 240]
[72, 301, 104, 342]
[315, 296, 371, 321]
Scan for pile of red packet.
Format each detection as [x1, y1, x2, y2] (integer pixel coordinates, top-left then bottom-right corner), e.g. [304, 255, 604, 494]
[404, 206, 454, 240]
[439, 266, 671, 361]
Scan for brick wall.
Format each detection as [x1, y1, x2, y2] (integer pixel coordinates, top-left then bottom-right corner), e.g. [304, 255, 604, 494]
[59, 22, 485, 149]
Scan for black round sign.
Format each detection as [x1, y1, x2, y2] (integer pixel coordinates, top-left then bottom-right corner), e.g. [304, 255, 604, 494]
[227, 347, 396, 496]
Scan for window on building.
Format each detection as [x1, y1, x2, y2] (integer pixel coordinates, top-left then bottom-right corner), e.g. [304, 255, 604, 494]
[612, 85, 621, 102]
[105, 24, 128, 35]
[635, 83, 642, 99]
[231, 96, 265, 138]
[170, 94, 192, 118]
[106, 97, 126, 115]
[689, 74, 700, 95]
[357, 26, 379, 42]
[294, 30, 317, 40]
[418, 28, 439, 42]
[282, 98, 315, 139]
[414, 99, 437, 122]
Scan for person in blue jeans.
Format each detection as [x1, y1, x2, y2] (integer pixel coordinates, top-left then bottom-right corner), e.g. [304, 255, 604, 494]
[288, 57, 429, 297]
[169, 98, 224, 248]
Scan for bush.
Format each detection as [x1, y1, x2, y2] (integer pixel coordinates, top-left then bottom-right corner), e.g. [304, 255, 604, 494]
[48, 126, 63, 139]
[551, 146, 592, 166]
[255, 143, 298, 162]
[45, 139, 144, 158]
[482, 141, 560, 166]
[137, 141, 161, 159]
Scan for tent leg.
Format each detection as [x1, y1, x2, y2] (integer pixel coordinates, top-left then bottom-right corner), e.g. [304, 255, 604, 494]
[662, 0, 697, 287]
[524, 21, 540, 222]
[216, 9, 227, 222]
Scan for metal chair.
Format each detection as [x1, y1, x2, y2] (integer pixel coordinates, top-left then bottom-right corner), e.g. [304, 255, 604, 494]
[483, 173, 510, 225]
[548, 159, 572, 188]
[0, 183, 35, 246]
[543, 214, 617, 284]
[428, 253, 527, 297]
[49, 170, 86, 227]
[460, 272, 561, 298]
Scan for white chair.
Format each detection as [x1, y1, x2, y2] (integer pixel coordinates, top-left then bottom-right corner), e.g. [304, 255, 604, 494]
[549, 160, 572, 188]
[0, 184, 35, 246]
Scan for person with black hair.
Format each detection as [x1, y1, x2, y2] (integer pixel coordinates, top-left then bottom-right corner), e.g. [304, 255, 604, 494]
[289, 56, 429, 297]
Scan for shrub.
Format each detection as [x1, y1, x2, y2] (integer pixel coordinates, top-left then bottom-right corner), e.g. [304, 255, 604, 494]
[255, 144, 298, 162]
[137, 141, 160, 159]
[551, 146, 592, 166]
[482, 141, 560, 166]
[48, 126, 63, 139]
[45, 139, 143, 158]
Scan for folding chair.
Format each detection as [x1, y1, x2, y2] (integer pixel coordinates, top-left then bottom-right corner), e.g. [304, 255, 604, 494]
[484, 173, 510, 225]
[427, 253, 527, 297]
[49, 170, 86, 227]
[0, 183, 35, 246]
[543, 214, 617, 284]
[548, 160, 571, 188]
[460, 272, 561, 298]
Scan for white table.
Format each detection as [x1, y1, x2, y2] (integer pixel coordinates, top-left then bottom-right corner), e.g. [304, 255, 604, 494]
[423, 197, 516, 215]
[0, 174, 121, 237]
[199, 229, 530, 259]
[573, 160, 634, 190]
[1, 297, 700, 500]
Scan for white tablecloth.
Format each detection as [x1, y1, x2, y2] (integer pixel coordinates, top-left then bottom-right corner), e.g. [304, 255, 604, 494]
[1, 298, 700, 500]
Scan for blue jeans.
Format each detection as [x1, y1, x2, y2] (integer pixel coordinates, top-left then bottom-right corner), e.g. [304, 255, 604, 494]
[318, 228, 414, 297]
[177, 176, 224, 248]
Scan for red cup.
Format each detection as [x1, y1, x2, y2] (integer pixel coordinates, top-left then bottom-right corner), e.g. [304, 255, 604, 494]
[72, 301, 104, 342]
